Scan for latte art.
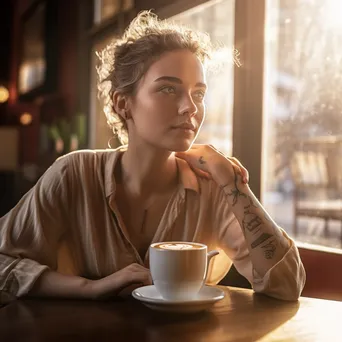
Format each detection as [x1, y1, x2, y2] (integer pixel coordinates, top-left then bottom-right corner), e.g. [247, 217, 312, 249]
[159, 243, 194, 250]
[154, 242, 203, 250]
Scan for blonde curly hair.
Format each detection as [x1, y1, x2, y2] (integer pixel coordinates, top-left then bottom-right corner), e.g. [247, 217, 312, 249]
[96, 10, 213, 146]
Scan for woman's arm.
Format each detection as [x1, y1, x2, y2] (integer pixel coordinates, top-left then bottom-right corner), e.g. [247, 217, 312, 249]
[175, 145, 297, 276]
[175, 145, 305, 300]
[28, 264, 152, 300]
[28, 270, 92, 299]
[0, 155, 152, 303]
[218, 170, 290, 276]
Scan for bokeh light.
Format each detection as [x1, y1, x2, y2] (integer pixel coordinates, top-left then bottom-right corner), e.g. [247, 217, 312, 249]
[0, 86, 9, 103]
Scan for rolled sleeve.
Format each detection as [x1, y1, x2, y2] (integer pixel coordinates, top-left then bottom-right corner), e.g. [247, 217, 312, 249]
[0, 256, 49, 304]
[252, 235, 306, 301]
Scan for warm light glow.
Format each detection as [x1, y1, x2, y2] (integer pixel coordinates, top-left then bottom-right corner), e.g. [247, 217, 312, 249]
[0, 86, 9, 103]
[20, 112, 33, 126]
[208, 47, 243, 69]
[323, 0, 342, 30]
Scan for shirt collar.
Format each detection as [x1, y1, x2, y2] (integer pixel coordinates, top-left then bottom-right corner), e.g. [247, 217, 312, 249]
[104, 145, 200, 198]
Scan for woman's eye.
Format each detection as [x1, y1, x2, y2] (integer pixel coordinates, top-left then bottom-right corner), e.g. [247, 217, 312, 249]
[194, 91, 206, 100]
[160, 86, 176, 94]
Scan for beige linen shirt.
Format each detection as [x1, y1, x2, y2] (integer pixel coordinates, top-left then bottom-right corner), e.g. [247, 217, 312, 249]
[0, 146, 305, 304]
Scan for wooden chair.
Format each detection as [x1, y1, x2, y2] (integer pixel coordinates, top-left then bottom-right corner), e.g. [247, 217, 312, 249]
[291, 136, 342, 245]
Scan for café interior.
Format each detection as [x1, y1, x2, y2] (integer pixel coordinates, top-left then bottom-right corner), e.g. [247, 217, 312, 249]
[1, 0, 342, 340]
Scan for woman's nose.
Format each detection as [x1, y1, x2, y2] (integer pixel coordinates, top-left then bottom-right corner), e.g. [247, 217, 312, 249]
[178, 95, 198, 116]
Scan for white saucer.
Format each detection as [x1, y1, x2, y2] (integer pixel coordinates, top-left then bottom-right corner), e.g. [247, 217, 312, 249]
[132, 285, 225, 313]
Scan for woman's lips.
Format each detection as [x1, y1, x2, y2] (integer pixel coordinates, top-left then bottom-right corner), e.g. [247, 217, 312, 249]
[172, 127, 195, 134]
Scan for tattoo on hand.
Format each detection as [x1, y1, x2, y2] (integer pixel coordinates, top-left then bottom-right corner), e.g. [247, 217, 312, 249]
[199, 156, 206, 164]
[226, 168, 247, 206]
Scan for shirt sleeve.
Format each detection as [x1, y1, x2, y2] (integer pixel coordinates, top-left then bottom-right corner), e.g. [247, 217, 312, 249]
[211, 182, 306, 301]
[0, 156, 70, 304]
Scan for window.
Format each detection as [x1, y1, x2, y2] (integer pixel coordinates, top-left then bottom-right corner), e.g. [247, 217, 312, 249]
[172, 0, 235, 156]
[263, 0, 342, 249]
[89, 36, 116, 149]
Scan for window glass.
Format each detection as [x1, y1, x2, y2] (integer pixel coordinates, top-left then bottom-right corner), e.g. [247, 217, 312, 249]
[263, 0, 342, 249]
[172, 0, 236, 155]
[89, 37, 116, 149]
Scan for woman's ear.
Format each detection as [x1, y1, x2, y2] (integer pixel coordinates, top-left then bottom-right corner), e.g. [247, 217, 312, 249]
[112, 91, 131, 120]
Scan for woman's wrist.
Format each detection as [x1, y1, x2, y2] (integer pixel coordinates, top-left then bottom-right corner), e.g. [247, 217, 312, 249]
[208, 157, 232, 186]
[209, 158, 247, 191]
[220, 182, 249, 198]
[81, 278, 98, 300]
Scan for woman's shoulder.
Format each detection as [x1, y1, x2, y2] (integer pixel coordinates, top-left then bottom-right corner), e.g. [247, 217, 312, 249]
[46, 149, 120, 183]
[57, 148, 119, 166]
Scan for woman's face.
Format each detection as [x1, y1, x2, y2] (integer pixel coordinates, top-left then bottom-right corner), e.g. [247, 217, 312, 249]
[127, 49, 207, 152]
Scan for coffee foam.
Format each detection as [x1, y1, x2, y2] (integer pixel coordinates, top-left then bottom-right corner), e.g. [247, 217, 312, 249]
[158, 243, 196, 250]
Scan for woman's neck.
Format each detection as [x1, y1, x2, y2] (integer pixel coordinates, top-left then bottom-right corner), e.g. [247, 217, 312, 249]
[118, 144, 179, 199]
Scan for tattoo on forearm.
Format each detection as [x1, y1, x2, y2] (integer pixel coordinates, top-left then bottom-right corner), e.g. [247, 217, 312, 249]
[261, 239, 277, 259]
[242, 212, 263, 233]
[263, 213, 288, 249]
[241, 198, 287, 259]
[242, 196, 261, 233]
[251, 233, 273, 249]
[247, 196, 258, 208]
[225, 168, 247, 206]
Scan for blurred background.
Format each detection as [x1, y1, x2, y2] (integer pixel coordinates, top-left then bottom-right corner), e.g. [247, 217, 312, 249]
[0, 0, 342, 258]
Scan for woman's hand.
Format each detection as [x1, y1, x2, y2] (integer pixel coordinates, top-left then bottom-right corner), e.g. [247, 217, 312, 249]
[87, 263, 152, 300]
[175, 144, 249, 187]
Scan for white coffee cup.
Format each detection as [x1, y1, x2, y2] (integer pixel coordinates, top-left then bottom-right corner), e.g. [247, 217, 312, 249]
[149, 241, 219, 301]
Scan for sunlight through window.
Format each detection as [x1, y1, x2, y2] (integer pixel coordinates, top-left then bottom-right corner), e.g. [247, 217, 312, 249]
[263, 0, 342, 250]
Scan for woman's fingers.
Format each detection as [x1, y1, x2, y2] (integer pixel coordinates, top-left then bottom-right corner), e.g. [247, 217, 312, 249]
[228, 157, 249, 183]
[117, 267, 152, 297]
[133, 266, 153, 285]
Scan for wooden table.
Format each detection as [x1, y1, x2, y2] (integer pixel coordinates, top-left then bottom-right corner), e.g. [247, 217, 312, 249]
[1, 286, 341, 341]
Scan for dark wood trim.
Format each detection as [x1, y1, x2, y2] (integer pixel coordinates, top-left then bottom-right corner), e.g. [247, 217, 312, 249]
[77, 0, 93, 147]
[141, 0, 210, 19]
[232, 0, 266, 201]
[87, 10, 137, 42]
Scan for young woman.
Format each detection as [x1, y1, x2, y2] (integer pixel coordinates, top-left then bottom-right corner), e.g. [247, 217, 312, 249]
[0, 11, 305, 304]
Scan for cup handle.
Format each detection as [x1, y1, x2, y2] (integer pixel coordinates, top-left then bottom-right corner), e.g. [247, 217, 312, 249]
[204, 250, 220, 283]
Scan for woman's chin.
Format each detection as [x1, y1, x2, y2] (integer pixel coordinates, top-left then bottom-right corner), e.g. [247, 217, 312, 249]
[168, 140, 195, 152]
